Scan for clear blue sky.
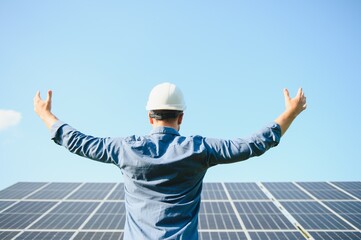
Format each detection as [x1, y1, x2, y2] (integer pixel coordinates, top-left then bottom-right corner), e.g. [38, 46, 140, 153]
[1, 0, 361, 190]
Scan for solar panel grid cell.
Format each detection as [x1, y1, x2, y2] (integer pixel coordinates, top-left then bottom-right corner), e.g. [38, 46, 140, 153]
[27, 183, 82, 200]
[297, 182, 353, 200]
[224, 183, 268, 200]
[73, 231, 124, 240]
[107, 184, 125, 200]
[199, 231, 247, 240]
[201, 183, 227, 200]
[67, 183, 116, 200]
[0, 182, 47, 199]
[248, 231, 306, 240]
[0, 201, 15, 212]
[30, 202, 100, 229]
[281, 201, 355, 230]
[323, 201, 361, 229]
[15, 231, 74, 240]
[198, 202, 242, 229]
[262, 182, 312, 200]
[234, 202, 295, 230]
[332, 182, 361, 199]
[0, 231, 20, 240]
[84, 202, 126, 230]
[309, 231, 361, 240]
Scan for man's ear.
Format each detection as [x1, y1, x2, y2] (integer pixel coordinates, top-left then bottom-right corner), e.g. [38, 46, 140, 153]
[149, 113, 154, 125]
[178, 113, 184, 125]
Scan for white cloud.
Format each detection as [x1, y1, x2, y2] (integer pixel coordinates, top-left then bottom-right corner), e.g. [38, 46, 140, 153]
[0, 110, 22, 131]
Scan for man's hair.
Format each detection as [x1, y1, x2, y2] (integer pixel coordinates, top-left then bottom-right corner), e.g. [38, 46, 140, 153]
[149, 110, 183, 120]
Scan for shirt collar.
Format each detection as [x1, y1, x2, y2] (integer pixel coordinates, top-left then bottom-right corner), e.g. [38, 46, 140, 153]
[150, 126, 180, 136]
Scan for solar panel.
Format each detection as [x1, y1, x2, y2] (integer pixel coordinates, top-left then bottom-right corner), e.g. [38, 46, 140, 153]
[0, 181, 360, 240]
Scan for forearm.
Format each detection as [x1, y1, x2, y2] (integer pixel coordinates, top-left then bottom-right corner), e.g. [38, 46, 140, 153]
[274, 110, 296, 136]
[39, 112, 59, 130]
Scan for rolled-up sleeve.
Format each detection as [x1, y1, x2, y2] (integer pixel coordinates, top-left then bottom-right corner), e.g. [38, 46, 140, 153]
[50, 120, 120, 165]
[204, 122, 281, 167]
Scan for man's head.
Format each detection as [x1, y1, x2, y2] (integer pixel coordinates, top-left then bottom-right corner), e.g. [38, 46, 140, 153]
[146, 83, 186, 130]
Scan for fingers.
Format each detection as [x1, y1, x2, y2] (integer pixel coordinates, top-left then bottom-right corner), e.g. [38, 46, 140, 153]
[34, 90, 41, 101]
[283, 88, 290, 101]
[47, 90, 52, 102]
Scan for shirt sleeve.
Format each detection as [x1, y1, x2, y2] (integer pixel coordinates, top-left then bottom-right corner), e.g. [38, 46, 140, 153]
[204, 122, 281, 167]
[50, 120, 120, 165]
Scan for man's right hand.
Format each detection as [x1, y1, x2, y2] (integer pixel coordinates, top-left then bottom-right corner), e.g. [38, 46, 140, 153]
[275, 88, 307, 136]
[34, 90, 58, 129]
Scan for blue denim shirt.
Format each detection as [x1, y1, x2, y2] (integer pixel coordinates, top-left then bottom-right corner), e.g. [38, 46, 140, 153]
[51, 121, 281, 240]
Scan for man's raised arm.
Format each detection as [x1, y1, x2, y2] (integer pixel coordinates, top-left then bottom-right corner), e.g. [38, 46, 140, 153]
[34, 90, 59, 129]
[275, 88, 307, 136]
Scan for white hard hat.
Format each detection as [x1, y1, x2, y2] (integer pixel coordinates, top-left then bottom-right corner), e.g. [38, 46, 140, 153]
[146, 82, 186, 111]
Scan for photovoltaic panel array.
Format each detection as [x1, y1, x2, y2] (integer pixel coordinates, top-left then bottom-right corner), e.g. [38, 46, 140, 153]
[0, 181, 360, 240]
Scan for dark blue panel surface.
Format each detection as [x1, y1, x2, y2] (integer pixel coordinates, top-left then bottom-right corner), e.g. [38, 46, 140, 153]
[224, 183, 268, 200]
[249, 231, 306, 240]
[309, 231, 361, 240]
[297, 182, 353, 200]
[73, 231, 124, 240]
[199, 231, 247, 240]
[262, 182, 312, 200]
[201, 183, 227, 200]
